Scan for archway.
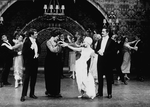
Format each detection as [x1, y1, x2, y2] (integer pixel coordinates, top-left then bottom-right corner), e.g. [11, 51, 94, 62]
[0, 0, 105, 36]
[20, 15, 85, 67]
[0, 0, 106, 68]
[20, 15, 85, 37]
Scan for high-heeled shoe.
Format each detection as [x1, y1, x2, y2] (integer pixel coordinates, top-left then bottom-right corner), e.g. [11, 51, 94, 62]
[125, 76, 130, 80]
[20, 96, 25, 102]
[78, 95, 83, 98]
[15, 80, 19, 88]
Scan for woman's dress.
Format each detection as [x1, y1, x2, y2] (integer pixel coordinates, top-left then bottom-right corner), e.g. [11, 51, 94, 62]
[44, 37, 63, 96]
[121, 44, 131, 74]
[89, 53, 98, 80]
[75, 47, 96, 98]
[69, 51, 76, 72]
[13, 42, 23, 81]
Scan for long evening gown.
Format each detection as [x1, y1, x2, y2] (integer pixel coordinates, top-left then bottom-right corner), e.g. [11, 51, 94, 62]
[75, 47, 96, 99]
[89, 53, 98, 80]
[13, 42, 24, 87]
[121, 44, 131, 74]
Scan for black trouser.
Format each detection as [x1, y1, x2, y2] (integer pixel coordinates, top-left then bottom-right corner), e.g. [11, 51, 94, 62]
[44, 54, 62, 96]
[21, 59, 38, 96]
[1, 59, 12, 83]
[97, 55, 113, 96]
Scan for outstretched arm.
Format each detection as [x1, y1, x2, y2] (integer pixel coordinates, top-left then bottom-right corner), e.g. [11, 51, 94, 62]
[59, 41, 82, 52]
[124, 42, 137, 50]
[128, 40, 137, 45]
[67, 44, 82, 52]
[1, 43, 13, 50]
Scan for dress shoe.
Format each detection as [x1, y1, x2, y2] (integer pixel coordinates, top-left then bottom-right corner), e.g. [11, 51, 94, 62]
[3, 82, 12, 85]
[45, 91, 50, 96]
[30, 95, 38, 99]
[20, 96, 25, 102]
[107, 94, 112, 99]
[49, 94, 62, 98]
[96, 93, 103, 97]
[124, 81, 128, 85]
[54, 94, 62, 98]
[138, 77, 144, 82]
[140, 78, 144, 82]
[0, 82, 3, 88]
[78, 95, 83, 98]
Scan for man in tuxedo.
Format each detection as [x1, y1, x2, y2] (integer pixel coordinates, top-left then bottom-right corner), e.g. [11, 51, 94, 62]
[0, 35, 15, 86]
[132, 36, 145, 81]
[20, 29, 41, 102]
[95, 28, 116, 99]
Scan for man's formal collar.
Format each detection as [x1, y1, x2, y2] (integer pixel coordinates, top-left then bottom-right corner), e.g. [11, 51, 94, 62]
[29, 37, 36, 43]
[102, 35, 109, 40]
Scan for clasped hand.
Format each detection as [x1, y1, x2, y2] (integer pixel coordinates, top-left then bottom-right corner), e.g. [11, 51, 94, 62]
[134, 46, 138, 51]
[57, 41, 68, 47]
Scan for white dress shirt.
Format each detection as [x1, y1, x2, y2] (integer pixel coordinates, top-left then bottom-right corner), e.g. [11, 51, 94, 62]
[29, 37, 38, 58]
[98, 36, 109, 56]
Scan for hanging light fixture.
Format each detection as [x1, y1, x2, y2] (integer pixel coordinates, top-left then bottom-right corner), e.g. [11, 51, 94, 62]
[43, 0, 65, 15]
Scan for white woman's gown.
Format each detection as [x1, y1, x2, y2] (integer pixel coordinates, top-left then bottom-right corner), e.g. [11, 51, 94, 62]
[75, 47, 96, 99]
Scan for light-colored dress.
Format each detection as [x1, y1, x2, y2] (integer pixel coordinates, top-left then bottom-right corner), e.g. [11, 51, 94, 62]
[121, 43, 131, 74]
[75, 47, 96, 98]
[89, 53, 98, 80]
[69, 51, 76, 72]
[13, 42, 23, 81]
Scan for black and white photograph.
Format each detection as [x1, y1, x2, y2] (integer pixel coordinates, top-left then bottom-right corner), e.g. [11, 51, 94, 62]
[0, 0, 150, 106]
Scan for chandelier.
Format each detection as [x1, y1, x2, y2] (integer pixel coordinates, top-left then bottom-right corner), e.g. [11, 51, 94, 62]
[43, 0, 65, 16]
[103, 11, 119, 32]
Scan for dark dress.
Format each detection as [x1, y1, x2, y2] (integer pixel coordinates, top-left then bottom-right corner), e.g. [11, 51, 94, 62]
[44, 40, 63, 96]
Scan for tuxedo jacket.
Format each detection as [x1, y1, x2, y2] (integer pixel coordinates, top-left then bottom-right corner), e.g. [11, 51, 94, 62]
[96, 38, 116, 56]
[0, 41, 16, 64]
[95, 37, 117, 68]
[22, 37, 41, 65]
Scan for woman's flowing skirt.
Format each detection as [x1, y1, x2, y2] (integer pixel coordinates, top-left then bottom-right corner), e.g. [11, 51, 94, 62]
[75, 59, 87, 92]
[75, 59, 96, 98]
[69, 51, 76, 72]
[89, 53, 98, 80]
[86, 72, 96, 98]
[13, 55, 23, 80]
[121, 51, 131, 74]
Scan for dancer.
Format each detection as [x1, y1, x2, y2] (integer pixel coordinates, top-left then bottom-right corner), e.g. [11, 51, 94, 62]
[0, 35, 16, 86]
[95, 28, 117, 99]
[20, 29, 40, 102]
[44, 34, 63, 98]
[60, 36, 96, 99]
[12, 34, 24, 88]
[121, 37, 137, 81]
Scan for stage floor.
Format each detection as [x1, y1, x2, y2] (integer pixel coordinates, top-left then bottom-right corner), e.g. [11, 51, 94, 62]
[0, 73, 150, 107]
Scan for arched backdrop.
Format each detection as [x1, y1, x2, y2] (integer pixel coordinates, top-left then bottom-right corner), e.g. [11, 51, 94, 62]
[20, 15, 86, 67]
[0, 0, 150, 72]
